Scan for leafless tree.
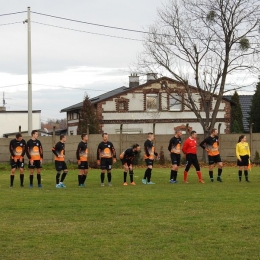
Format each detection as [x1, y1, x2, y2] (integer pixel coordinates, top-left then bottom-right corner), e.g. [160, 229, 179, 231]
[138, 0, 260, 134]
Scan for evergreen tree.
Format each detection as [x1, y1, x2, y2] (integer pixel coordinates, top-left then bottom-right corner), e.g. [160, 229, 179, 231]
[248, 80, 260, 133]
[77, 94, 99, 134]
[230, 91, 244, 133]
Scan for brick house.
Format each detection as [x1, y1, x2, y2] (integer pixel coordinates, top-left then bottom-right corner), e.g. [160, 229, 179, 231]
[60, 74, 232, 135]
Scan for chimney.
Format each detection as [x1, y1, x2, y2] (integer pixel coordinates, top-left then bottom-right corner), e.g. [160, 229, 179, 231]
[146, 73, 158, 82]
[129, 73, 139, 88]
[0, 106, 6, 111]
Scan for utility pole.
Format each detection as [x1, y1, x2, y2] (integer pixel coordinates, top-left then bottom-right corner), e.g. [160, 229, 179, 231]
[25, 7, 32, 135]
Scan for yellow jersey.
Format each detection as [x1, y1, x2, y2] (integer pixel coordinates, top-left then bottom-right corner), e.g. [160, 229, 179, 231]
[236, 142, 250, 159]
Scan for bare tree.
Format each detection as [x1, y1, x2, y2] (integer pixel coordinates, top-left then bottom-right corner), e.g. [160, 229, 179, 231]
[138, 0, 260, 134]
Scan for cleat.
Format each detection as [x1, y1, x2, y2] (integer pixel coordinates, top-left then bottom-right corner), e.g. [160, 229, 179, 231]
[246, 180, 250, 182]
[101, 183, 105, 187]
[56, 184, 62, 188]
[147, 181, 155, 185]
[59, 183, 66, 188]
[9, 185, 13, 188]
[108, 182, 112, 186]
[142, 179, 147, 184]
[199, 180, 205, 184]
[210, 178, 214, 182]
[170, 180, 177, 184]
[130, 182, 136, 186]
[217, 177, 223, 182]
[38, 184, 43, 188]
[123, 182, 128, 186]
[183, 181, 189, 183]
[29, 184, 33, 188]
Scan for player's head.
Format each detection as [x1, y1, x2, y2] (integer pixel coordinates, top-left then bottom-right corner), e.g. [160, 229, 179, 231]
[16, 133, 22, 141]
[210, 128, 217, 136]
[147, 132, 154, 141]
[102, 133, 108, 142]
[60, 134, 66, 142]
[132, 143, 141, 152]
[238, 134, 246, 143]
[175, 129, 182, 137]
[81, 133, 88, 141]
[190, 130, 197, 138]
[31, 130, 38, 139]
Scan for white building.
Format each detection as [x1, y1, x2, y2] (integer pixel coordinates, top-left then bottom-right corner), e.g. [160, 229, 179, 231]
[0, 107, 41, 138]
[61, 75, 232, 135]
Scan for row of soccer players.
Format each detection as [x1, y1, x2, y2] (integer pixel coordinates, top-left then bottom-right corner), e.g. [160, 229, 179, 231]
[9, 129, 251, 188]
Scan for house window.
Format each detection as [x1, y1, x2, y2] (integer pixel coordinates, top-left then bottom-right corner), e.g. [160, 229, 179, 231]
[73, 113, 78, 120]
[118, 102, 125, 111]
[169, 93, 182, 111]
[146, 94, 158, 111]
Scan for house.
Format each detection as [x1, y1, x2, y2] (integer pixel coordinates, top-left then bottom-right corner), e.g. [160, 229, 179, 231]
[60, 74, 232, 134]
[0, 107, 41, 138]
[225, 95, 253, 132]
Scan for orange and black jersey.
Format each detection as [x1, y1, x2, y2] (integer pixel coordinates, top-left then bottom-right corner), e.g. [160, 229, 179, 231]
[97, 141, 116, 160]
[26, 139, 43, 160]
[9, 139, 26, 159]
[199, 136, 220, 156]
[120, 148, 138, 162]
[168, 136, 182, 154]
[144, 139, 158, 160]
[52, 141, 65, 162]
[76, 141, 88, 162]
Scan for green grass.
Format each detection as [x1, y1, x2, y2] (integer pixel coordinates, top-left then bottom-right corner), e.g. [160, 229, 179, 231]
[1, 165, 260, 260]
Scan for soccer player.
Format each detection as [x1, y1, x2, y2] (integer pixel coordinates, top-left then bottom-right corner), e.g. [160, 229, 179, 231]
[168, 130, 182, 183]
[26, 130, 43, 188]
[52, 134, 68, 188]
[182, 131, 204, 183]
[97, 133, 116, 186]
[120, 143, 141, 186]
[236, 135, 250, 182]
[142, 132, 158, 184]
[199, 128, 223, 182]
[76, 133, 89, 187]
[9, 133, 26, 188]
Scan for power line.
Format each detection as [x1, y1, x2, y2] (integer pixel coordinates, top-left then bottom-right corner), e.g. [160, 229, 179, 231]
[0, 11, 26, 17]
[32, 21, 143, 41]
[31, 11, 150, 34]
[0, 83, 26, 89]
[0, 21, 23, 26]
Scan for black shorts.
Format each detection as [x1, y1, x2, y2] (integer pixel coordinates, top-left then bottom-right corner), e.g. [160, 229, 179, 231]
[208, 154, 222, 165]
[170, 153, 181, 166]
[121, 159, 133, 167]
[78, 161, 89, 170]
[237, 155, 249, 167]
[10, 159, 24, 169]
[185, 154, 200, 172]
[28, 160, 42, 169]
[55, 161, 68, 171]
[145, 159, 154, 166]
[101, 158, 113, 170]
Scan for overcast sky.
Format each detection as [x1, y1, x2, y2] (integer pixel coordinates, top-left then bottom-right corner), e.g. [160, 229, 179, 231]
[0, 0, 163, 122]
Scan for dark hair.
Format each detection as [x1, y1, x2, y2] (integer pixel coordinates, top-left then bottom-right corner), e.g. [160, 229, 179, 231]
[31, 130, 38, 136]
[16, 133, 22, 139]
[210, 128, 217, 134]
[102, 133, 108, 137]
[60, 134, 65, 140]
[190, 130, 196, 135]
[148, 132, 153, 135]
[132, 143, 140, 149]
[81, 133, 88, 139]
[238, 135, 245, 143]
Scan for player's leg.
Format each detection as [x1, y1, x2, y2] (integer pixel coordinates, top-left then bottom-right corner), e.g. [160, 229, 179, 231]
[35, 161, 42, 188]
[59, 162, 68, 188]
[194, 155, 204, 183]
[237, 158, 243, 182]
[183, 154, 192, 183]
[19, 160, 25, 187]
[146, 160, 155, 184]
[208, 156, 215, 182]
[100, 159, 106, 186]
[216, 155, 223, 182]
[107, 158, 113, 186]
[10, 160, 16, 188]
[129, 164, 135, 185]
[81, 162, 88, 187]
[123, 162, 129, 185]
[28, 160, 35, 188]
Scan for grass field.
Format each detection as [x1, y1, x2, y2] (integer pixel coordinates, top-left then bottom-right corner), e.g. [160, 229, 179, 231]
[0, 164, 260, 260]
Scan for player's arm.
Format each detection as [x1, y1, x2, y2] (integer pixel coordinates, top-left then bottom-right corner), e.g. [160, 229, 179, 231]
[199, 138, 207, 150]
[52, 143, 59, 157]
[236, 143, 241, 160]
[39, 141, 43, 159]
[182, 140, 188, 154]
[21, 140, 26, 157]
[168, 138, 173, 152]
[144, 140, 151, 157]
[26, 141, 31, 159]
[9, 140, 15, 157]
[76, 143, 81, 161]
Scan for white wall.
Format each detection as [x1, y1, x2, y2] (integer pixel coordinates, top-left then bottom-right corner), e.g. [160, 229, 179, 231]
[0, 112, 41, 137]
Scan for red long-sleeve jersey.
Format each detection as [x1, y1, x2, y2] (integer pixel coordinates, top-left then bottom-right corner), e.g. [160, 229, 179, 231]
[182, 137, 197, 154]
